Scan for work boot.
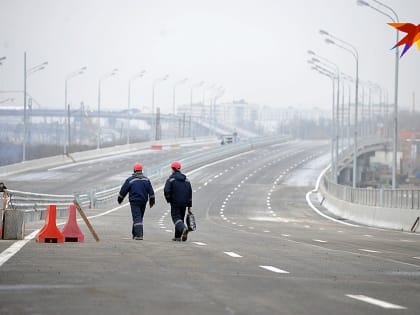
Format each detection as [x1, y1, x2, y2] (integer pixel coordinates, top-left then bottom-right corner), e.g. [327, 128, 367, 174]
[172, 237, 181, 241]
[181, 227, 188, 242]
[134, 235, 143, 240]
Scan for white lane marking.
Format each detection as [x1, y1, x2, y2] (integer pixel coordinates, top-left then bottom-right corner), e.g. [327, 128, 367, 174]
[346, 295, 406, 309]
[263, 230, 270, 233]
[413, 257, 420, 260]
[363, 234, 373, 237]
[224, 252, 242, 258]
[165, 230, 172, 233]
[0, 230, 39, 267]
[305, 167, 360, 227]
[193, 242, 207, 246]
[0, 149, 247, 267]
[313, 239, 327, 243]
[281, 234, 290, 237]
[358, 249, 381, 253]
[259, 265, 289, 274]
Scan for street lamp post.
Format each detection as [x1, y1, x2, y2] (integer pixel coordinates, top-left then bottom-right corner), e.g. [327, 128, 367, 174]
[357, 0, 399, 188]
[310, 62, 338, 183]
[173, 78, 187, 115]
[308, 51, 340, 183]
[22, 52, 48, 161]
[189, 81, 204, 137]
[320, 31, 360, 188]
[151, 74, 169, 140]
[127, 70, 146, 144]
[97, 68, 118, 149]
[64, 66, 87, 155]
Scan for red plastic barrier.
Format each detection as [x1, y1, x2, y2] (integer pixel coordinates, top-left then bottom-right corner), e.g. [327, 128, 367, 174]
[61, 204, 84, 242]
[36, 205, 64, 243]
[151, 144, 163, 150]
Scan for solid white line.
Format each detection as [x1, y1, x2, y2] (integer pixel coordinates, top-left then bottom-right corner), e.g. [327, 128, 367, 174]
[0, 230, 38, 267]
[224, 252, 242, 258]
[192, 242, 207, 246]
[259, 265, 289, 274]
[358, 249, 381, 253]
[346, 295, 406, 309]
[306, 172, 359, 227]
[313, 239, 327, 243]
[281, 234, 290, 237]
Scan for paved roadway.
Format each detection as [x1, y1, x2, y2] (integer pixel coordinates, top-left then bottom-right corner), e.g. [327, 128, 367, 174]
[1, 140, 419, 314]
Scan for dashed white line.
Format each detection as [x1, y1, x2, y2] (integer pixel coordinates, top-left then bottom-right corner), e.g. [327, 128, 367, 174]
[358, 249, 381, 253]
[224, 252, 242, 258]
[346, 295, 406, 309]
[192, 242, 207, 246]
[313, 239, 327, 243]
[259, 265, 289, 274]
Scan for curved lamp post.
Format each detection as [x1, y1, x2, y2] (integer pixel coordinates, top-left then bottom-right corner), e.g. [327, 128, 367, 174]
[64, 66, 87, 154]
[173, 78, 188, 115]
[319, 30, 360, 188]
[97, 68, 118, 149]
[23, 52, 48, 161]
[127, 70, 146, 144]
[357, 0, 399, 188]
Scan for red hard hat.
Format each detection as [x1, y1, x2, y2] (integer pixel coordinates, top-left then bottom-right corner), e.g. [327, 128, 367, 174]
[133, 163, 143, 171]
[171, 161, 181, 170]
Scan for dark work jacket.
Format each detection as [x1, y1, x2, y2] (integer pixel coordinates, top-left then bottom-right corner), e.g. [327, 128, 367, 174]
[119, 172, 155, 206]
[164, 171, 192, 207]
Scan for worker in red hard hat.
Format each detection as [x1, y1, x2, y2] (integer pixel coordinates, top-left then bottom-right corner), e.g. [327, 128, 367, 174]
[164, 161, 192, 241]
[118, 163, 155, 240]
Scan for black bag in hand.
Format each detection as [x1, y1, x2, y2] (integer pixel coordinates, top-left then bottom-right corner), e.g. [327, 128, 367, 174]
[186, 212, 196, 231]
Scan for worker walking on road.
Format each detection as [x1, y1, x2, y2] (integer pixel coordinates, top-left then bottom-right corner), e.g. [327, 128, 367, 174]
[118, 163, 155, 240]
[164, 161, 192, 242]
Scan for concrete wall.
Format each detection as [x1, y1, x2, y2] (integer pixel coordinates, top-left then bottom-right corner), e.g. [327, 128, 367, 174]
[319, 181, 420, 233]
[0, 136, 218, 177]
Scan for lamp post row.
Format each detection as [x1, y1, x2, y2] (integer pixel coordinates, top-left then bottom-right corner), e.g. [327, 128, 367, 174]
[310, 0, 399, 189]
[10, 53, 220, 159]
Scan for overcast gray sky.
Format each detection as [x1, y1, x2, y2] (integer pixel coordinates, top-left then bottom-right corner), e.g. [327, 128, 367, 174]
[0, 0, 419, 113]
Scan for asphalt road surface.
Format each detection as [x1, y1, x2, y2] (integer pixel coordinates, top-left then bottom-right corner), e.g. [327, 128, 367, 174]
[1, 140, 419, 315]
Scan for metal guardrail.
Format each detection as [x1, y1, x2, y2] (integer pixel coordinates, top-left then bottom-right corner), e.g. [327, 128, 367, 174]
[323, 137, 420, 210]
[3, 136, 289, 221]
[322, 178, 420, 210]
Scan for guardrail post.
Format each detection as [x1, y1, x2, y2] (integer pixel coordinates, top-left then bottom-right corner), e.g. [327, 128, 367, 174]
[379, 188, 384, 207]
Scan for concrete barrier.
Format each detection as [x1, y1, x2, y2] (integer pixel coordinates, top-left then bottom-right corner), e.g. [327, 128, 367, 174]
[0, 136, 218, 177]
[319, 180, 420, 232]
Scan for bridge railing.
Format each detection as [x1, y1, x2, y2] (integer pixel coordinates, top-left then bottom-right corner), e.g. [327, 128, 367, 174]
[322, 177, 420, 210]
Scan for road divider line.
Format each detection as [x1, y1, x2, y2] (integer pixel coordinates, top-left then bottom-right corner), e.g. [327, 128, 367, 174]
[305, 164, 359, 227]
[346, 295, 406, 309]
[259, 265, 289, 274]
[358, 249, 381, 253]
[312, 239, 327, 243]
[224, 252, 242, 258]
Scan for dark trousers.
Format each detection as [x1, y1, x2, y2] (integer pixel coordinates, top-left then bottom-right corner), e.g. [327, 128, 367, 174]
[130, 203, 146, 237]
[170, 204, 187, 238]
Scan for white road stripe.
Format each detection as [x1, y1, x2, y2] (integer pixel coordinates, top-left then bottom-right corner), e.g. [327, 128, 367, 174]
[259, 265, 289, 274]
[346, 295, 406, 309]
[192, 242, 207, 246]
[224, 252, 242, 258]
[313, 239, 327, 243]
[413, 257, 420, 260]
[281, 234, 290, 237]
[358, 249, 381, 253]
